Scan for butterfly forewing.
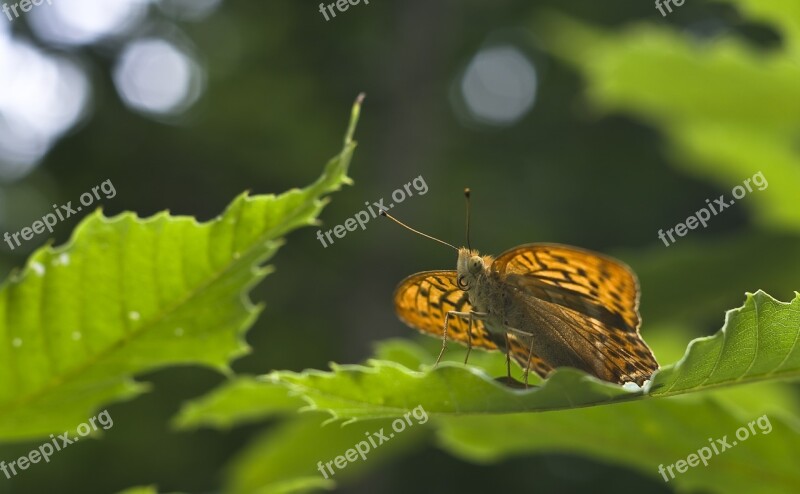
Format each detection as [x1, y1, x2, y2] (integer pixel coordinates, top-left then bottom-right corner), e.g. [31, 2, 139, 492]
[494, 244, 640, 332]
[393, 271, 498, 352]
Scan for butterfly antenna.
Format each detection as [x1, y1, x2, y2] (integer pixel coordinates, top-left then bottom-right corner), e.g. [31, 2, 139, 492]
[380, 210, 458, 252]
[464, 188, 472, 251]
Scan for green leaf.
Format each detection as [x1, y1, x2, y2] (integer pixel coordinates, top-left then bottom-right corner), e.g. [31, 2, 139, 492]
[436, 396, 800, 494]
[174, 377, 306, 430]
[537, 14, 800, 231]
[192, 291, 799, 422]
[649, 291, 800, 396]
[269, 363, 636, 421]
[0, 96, 364, 442]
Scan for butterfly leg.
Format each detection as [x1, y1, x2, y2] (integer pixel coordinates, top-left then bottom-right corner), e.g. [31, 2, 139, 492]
[503, 333, 512, 379]
[436, 311, 470, 366]
[464, 311, 474, 364]
[523, 337, 535, 388]
[502, 327, 537, 385]
[437, 310, 486, 366]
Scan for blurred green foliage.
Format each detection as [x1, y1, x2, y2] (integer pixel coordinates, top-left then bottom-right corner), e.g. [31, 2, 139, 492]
[0, 1, 798, 493]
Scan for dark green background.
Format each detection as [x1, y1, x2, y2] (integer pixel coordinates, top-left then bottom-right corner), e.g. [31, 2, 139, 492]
[0, 1, 797, 493]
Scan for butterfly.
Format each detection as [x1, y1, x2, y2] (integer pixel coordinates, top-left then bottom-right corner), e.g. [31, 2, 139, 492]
[382, 191, 659, 386]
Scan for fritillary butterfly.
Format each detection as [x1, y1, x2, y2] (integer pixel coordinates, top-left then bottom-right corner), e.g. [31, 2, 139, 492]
[384, 191, 658, 386]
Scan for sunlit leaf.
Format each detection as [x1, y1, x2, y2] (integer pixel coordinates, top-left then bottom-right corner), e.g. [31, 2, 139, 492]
[0, 96, 364, 441]
[538, 14, 800, 231]
[182, 292, 799, 423]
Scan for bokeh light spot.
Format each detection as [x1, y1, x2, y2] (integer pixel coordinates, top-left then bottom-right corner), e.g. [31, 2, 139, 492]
[28, 0, 150, 46]
[0, 36, 90, 180]
[459, 45, 537, 126]
[113, 38, 204, 116]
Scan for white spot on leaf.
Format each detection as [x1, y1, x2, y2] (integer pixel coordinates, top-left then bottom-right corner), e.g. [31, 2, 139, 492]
[31, 262, 45, 275]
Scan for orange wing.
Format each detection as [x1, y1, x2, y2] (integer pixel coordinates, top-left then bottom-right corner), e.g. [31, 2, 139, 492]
[494, 243, 640, 332]
[493, 244, 658, 385]
[393, 271, 497, 351]
[394, 271, 553, 377]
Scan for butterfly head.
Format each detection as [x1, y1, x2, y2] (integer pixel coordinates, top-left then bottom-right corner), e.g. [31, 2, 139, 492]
[380, 189, 493, 293]
[456, 247, 492, 290]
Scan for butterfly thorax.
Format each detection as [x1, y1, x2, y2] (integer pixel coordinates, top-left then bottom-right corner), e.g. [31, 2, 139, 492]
[460, 251, 547, 345]
[456, 248, 507, 329]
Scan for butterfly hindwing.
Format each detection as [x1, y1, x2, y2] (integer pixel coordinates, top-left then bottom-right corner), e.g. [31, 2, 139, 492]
[520, 294, 657, 384]
[499, 332, 555, 379]
[493, 244, 658, 384]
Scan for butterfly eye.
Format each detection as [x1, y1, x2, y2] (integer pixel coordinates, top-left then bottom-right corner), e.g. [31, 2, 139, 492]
[457, 275, 468, 289]
[468, 257, 483, 273]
